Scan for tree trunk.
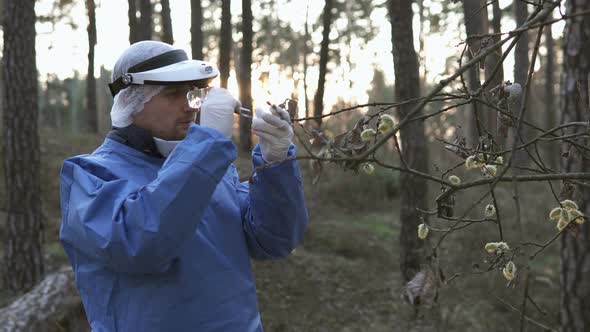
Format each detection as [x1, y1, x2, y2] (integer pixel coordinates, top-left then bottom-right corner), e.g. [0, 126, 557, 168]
[313, 0, 334, 127]
[462, 0, 484, 147]
[85, 0, 97, 133]
[544, 11, 557, 170]
[138, 0, 152, 41]
[512, 0, 530, 171]
[490, 0, 506, 147]
[0, 58, 3, 126]
[0, 0, 4, 28]
[2, 0, 45, 293]
[560, 1, 590, 331]
[480, 0, 498, 133]
[0, 9, 3, 123]
[388, 0, 428, 282]
[128, 0, 139, 44]
[490, 0, 504, 80]
[303, 1, 310, 119]
[219, 0, 232, 89]
[238, 0, 252, 152]
[160, 0, 174, 44]
[418, 0, 426, 91]
[67, 78, 80, 134]
[191, 0, 203, 59]
[0, 267, 89, 331]
[514, 1, 530, 87]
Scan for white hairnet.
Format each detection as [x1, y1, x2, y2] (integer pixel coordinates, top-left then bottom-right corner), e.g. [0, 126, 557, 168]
[110, 41, 175, 128]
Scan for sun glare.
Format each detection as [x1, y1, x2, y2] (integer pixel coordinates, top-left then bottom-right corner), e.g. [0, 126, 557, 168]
[33, 0, 563, 112]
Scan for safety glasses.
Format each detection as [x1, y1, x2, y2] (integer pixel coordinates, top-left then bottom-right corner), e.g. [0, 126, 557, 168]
[186, 87, 252, 118]
[186, 88, 208, 110]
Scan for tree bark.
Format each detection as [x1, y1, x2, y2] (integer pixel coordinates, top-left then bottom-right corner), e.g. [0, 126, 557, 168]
[0, 57, 3, 126]
[313, 0, 334, 128]
[0, 267, 89, 332]
[490, 0, 504, 79]
[462, 0, 484, 147]
[512, 0, 530, 171]
[160, 0, 174, 44]
[85, 0, 97, 133]
[490, 0, 506, 147]
[418, 0, 426, 91]
[2, 0, 45, 293]
[219, 0, 232, 89]
[0, 0, 4, 28]
[544, 10, 557, 170]
[238, 0, 253, 152]
[138, 0, 152, 41]
[190, 0, 203, 59]
[66, 77, 80, 134]
[514, 1, 530, 87]
[560, 1, 590, 331]
[480, 0, 499, 133]
[128, 0, 139, 44]
[388, 0, 428, 282]
[303, 2, 310, 119]
[0, 3, 4, 122]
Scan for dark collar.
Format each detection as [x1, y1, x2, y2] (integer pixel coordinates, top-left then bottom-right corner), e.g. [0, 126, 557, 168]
[106, 125, 164, 158]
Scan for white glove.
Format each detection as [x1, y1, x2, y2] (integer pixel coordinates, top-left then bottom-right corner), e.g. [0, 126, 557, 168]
[200, 87, 240, 137]
[252, 105, 293, 163]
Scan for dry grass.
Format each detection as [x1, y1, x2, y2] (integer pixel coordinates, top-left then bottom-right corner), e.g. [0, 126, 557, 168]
[0, 125, 563, 331]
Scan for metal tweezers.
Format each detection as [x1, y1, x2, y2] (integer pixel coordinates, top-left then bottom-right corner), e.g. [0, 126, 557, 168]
[235, 107, 252, 118]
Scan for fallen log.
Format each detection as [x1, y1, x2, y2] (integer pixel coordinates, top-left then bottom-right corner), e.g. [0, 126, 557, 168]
[0, 266, 89, 332]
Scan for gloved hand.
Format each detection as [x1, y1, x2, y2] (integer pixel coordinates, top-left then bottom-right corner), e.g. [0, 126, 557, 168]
[200, 87, 240, 137]
[252, 104, 293, 163]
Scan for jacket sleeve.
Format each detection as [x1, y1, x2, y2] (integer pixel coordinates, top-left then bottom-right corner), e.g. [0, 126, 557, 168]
[59, 124, 237, 274]
[237, 144, 308, 259]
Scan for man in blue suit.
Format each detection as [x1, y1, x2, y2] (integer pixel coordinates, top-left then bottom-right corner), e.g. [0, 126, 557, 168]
[59, 40, 308, 331]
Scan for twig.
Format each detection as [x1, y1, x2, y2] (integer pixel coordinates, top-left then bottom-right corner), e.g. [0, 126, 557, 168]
[491, 293, 557, 332]
[490, 187, 503, 240]
[519, 267, 531, 332]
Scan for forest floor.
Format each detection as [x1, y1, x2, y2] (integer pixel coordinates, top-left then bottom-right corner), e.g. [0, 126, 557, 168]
[1, 128, 563, 331]
[254, 207, 405, 332]
[1, 130, 410, 331]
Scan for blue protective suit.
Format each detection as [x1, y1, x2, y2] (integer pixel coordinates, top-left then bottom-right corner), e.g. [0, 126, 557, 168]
[59, 124, 308, 331]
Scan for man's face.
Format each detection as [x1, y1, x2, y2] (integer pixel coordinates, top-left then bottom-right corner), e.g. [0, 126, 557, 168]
[132, 85, 197, 140]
